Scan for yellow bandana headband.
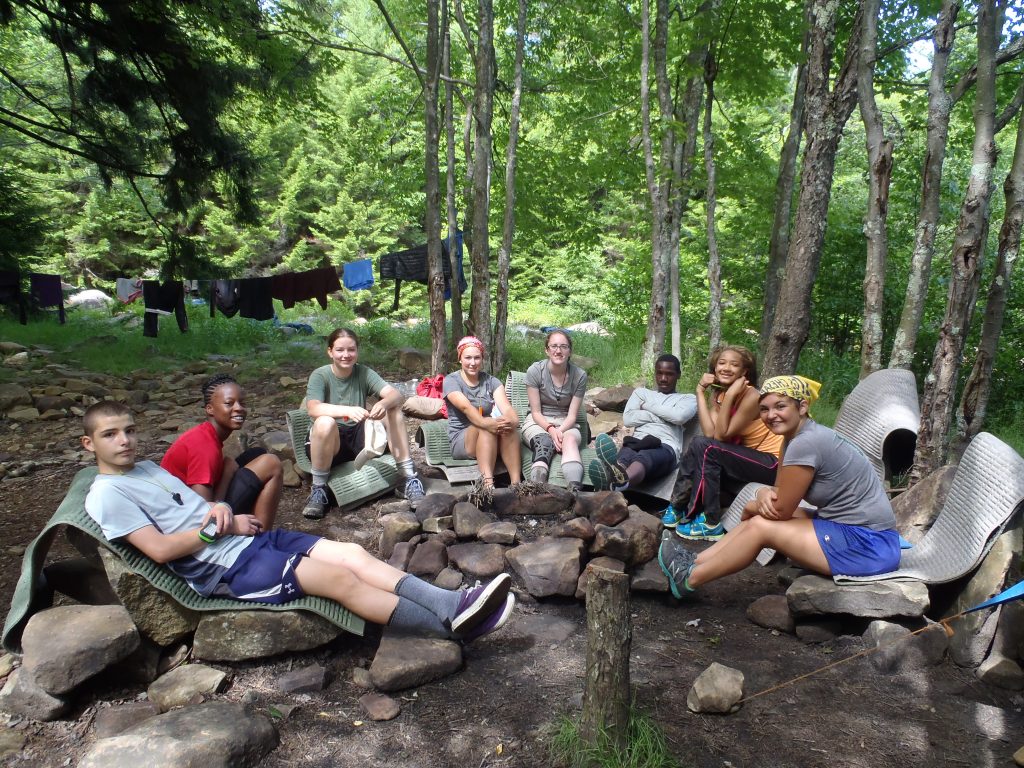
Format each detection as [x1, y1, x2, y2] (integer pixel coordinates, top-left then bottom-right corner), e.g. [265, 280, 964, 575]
[759, 375, 822, 405]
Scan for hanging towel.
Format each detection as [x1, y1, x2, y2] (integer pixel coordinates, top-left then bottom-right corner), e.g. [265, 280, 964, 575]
[342, 259, 374, 291]
[0, 271, 27, 325]
[116, 278, 143, 304]
[29, 273, 65, 324]
[271, 266, 341, 310]
[238, 277, 274, 321]
[142, 280, 188, 337]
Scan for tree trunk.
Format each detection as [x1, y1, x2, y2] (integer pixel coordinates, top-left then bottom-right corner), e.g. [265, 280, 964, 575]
[888, 0, 960, 369]
[762, 0, 863, 378]
[491, 0, 526, 373]
[759, 3, 811, 363]
[443, 4, 464, 354]
[857, 0, 892, 379]
[952, 107, 1024, 458]
[704, 46, 722, 352]
[467, 0, 495, 354]
[912, 0, 999, 482]
[579, 568, 631, 752]
[425, 0, 447, 375]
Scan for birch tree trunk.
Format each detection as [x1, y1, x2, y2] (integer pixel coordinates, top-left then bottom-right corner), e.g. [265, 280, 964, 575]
[952, 106, 1024, 457]
[857, 0, 892, 379]
[888, 0, 960, 370]
[425, 0, 447, 374]
[491, 0, 525, 373]
[759, 3, 810, 363]
[704, 46, 722, 352]
[467, 0, 495, 353]
[762, 0, 863, 378]
[443, 6, 464, 352]
[912, 0, 999, 482]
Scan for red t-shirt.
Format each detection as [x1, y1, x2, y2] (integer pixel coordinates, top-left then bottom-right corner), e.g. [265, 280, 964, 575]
[160, 421, 225, 488]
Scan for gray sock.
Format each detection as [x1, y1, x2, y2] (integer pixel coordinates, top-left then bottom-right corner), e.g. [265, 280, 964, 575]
[311, 469, 330, 486]
[561, 460, 584, 485]
[387, 597, 448, 636]
[395, 574, 460, 622]
[397, 457, 416, 479]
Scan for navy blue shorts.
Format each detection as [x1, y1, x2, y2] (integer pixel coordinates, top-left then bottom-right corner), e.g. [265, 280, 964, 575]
[215, 529, 322, 604]
[813, 519, 900, 577]
[617, 444, 677, 482]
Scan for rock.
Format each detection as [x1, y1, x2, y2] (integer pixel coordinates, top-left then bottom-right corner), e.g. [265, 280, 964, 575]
[62, 377, 110, 398]
[864, 619, 948, 673]
[0, 667, 70, 721]
[446, 542, 507, 579]
[147, 664, 228, 711]
[79, 701, 278, 768]
[281, 459, 302, 487]
[94, 702, 162, 738]
[891, 465, 955, 543]
[0, 342, 27, 354]
[422, 515, 453, 533]
[407, 539, 449, 578]
[505, 537, 586, 597]
[277, 664, 329, 694]
[3, 352, 29, 367]
[613, 511, 660, 565]
[413, 494, 458, 522]
[747, 595, 795, 634]
[100, 550, 199, 646]
[794, 619, 843, 643]
[777, 565, 810, 587]
[22, 605, 139, 695]
[489, 486, 575, 516]
[0, 729, 25, 758]
[0, 654, 14, 678]
[379, 511, 421, 559]
[589, 525, 631, 562]
[388, 541, 414, 571]
[397, 348, 430, 371]
[358, 692, 401, 721]
[369, 634, 462, 692]
[31, 394, 75, 412]
[478, 521, 517, 545]
[591, 385, 634, 412]
[261, 431, 294, 459]
[7, 407, 39, 421]
[111, 639, 163, 685]
[630, 558, 669, 592]
[575, 557, 626, 599]
[554, 516, 596, 541]
[787, 575, 929, 618]
[946, 528, 1023, 667]
[977, 654, 1024, 690]
[686, 662, 744, 714]
[434, 567, 464, 590]
[352, 667, 374, 689]
[193, 611, 343, 661]
[42, 556, 118, 605]
[1015, 745, 1024, 766]
[452, 502, 495, 539]
[588, 492, 629, 527]
[972, 702, 1015, 741]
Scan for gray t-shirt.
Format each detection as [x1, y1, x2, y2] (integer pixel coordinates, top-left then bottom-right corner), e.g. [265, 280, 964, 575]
[85, 461, 254, 596]
[306, 364, 388, 428]
[524, 360, 587, 419]
[783, 420, 896, 530]
[443, 371, 502, 438]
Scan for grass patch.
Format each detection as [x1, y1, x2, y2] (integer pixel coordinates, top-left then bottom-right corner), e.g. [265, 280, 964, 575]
[548, 710, 683, 768]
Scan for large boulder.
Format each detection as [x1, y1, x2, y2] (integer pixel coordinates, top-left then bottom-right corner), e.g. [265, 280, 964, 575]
[686, 663, 744, 714]
[406, 539, 449, 578]
[505, 538, 586, 597]
[892, 465, 955, 543]
[452, 502, 495, 539]
[99, 550, 199, 646]
[22, 605, 139, 695]
[445, 542, 507, 579]
[192, 611, 343, 661]
[379, 511, 421, 559]
[863, 619, 948, 673]
[787, 575, 929, 619]
[78, 702, 278, 768]
[369, 634, 462, 692]
[0, 382, 32, 413]
[0, 668, 70, 721]
[489, 486, 575, 517]
[591, 385, 634, 412]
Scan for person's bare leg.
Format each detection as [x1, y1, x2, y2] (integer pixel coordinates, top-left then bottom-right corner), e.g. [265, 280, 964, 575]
[561, 432, 581, 465]
[246, 453, 283, 530]
[294, 558, 398, 624]
[383, 407, 411, 462]
[467, 428, 497, 485]
[309, 416, 340, 472]
[625, 461, 646, 485]
[498, 431, 523, 483]
[307, 539, 405, 592]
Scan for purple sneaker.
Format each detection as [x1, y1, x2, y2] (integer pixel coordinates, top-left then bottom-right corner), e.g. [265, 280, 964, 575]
[450, 573, 512, 635]
[461, 594, 515, 643]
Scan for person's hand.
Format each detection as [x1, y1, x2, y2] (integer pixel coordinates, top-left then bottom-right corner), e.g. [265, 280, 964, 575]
[204, 502, 234, 536]
[754, 486, 781, 519]
[698, 373, 716, 393]
[548, 425, 563, 451]
[230, 515, 263, 536]
[726, 376, 748, 398]
[344, 406, 370, 423]
[367, 401, 388, 420]
[494, 415, 517, 435]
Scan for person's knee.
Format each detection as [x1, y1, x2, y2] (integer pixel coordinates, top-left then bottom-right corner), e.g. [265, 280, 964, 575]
[247, 452, 282, 481]
[310, 416, 337, 439]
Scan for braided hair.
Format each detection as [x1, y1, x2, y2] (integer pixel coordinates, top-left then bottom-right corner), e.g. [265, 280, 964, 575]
[201, 374, 238, 406]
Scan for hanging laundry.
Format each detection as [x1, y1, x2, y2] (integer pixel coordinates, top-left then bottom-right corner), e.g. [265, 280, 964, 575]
[0, 271, 26, 325]
[342, 259, 374, 291]
[270, 266, 342, 310]
[116, 277, 143, 304]
[29, 273, 65, 324]
[142, 280, 188, 337]
[379, 239, 465, 310]
[238, 277, 274, 320]
[210, 280, 240, 318]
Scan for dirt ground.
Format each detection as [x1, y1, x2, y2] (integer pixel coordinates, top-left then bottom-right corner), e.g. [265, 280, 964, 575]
[0, 369, 1021, 768]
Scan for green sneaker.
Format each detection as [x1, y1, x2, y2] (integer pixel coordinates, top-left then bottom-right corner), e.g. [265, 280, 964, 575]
[594, 434, 628, 490]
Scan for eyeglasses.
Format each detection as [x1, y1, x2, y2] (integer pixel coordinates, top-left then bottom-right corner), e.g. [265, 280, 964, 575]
[547, 344, 570, 351]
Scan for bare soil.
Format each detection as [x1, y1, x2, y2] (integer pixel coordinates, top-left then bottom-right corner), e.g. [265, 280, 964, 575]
[0, 367, 1021, 767]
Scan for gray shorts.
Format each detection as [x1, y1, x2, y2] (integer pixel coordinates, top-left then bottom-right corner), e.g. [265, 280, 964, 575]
[450, 428, 471, 460]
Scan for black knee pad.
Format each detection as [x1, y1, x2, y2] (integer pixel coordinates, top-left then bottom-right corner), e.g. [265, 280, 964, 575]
[530, 434, 555, 465]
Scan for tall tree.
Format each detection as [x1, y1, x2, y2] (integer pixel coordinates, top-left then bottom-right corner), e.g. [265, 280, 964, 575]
[704, 17, 723, 352]
[491, 0, 526, 372]
[443, 7, 465, 349]
[762, 0, 864, 378]
[912, 0, 1000, 481]
[425, 0, 447, 374]
[856, 0, 893, 378]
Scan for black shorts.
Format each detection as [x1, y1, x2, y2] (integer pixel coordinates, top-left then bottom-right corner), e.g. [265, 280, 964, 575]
[305, 423, 365, 467]
[224, 448, 268, 515]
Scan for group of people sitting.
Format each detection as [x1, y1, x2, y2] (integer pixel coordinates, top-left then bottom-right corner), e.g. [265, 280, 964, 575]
[78, 327, 900, 643]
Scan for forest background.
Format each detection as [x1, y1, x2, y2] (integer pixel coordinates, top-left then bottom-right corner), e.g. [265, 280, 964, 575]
[0, 0, 1022, 480]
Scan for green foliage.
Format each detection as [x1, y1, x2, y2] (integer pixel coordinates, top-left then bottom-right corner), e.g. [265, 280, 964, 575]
[548, 710, 683, 768]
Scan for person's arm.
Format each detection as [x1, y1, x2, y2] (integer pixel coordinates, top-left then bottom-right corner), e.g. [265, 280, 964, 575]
[743, 465, 814, 521]
[640, 392, 697, 425]
[695, 373, 718, 436]
[714, 384, 759, 441]
[122, 501, 237, 564]
[622, 389, 647, 427]
[492, 384, 519, 433]
[211, 457, 237, 500]
[368, 384, 403, 419]
[559, 394, 583, 432]
[305, 370, 369, 422]
[446, 390, 499, 432]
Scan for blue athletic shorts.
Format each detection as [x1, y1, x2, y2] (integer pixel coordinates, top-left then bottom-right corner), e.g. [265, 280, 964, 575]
[812, 519, 900, 577]
[215, 529, 322, 604]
